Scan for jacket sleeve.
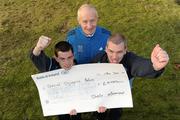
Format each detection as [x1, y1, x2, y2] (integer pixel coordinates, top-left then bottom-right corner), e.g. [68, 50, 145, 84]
[30, 49, 52, 72]
[128, 52, 164, 78]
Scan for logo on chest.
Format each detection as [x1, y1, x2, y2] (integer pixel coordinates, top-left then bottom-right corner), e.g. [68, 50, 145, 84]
[78, 45, 83, 53]
[99, 47, 103, 51]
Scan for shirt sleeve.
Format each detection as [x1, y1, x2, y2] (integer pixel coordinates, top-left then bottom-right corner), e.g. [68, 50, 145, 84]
[29, 49, 52, 72]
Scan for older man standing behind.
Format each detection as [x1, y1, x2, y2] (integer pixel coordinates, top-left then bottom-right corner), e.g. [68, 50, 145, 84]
[67, 4, 111, 64]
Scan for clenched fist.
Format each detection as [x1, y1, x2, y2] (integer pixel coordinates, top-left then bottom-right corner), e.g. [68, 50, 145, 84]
[33, 35, 51, 56]
[151, 44, 169, 71]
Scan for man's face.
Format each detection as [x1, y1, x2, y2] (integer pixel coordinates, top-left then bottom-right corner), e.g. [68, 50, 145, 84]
[56, 50, 74, 70]
[106, 41, 127, 63]
[78, 9, 98, 35]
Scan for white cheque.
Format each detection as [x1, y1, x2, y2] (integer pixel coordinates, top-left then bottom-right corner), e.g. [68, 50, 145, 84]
[31, 63, 133, 116]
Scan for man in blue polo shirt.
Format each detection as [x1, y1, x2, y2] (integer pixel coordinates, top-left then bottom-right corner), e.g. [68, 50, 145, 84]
[67, 4, 111, 64]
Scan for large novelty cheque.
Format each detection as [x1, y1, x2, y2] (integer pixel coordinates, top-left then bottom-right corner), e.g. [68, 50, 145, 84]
[31, 63, 133, 116]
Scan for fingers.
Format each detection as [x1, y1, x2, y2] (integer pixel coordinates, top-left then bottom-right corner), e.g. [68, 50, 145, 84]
[98, 106, 106, 113]
[154, 44, 169, 62]
[36, 35, 51, 50]
[151, 44, 169, 70]
[152, 44, 169, 61]
[39, 35, 51, 46]
[69, 109, 77, 116]
[156, 50, 169, 62]
[152, 44, 161, 57]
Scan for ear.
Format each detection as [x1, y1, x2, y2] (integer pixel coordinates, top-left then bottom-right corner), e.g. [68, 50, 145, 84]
[77, 17, 81, 25]
[105, 46, 108, 52]
[53, 55, 59, 62]
[78, 20, 80, 25]
[124, 46, 127, 54]
[96, 16, 98, 22]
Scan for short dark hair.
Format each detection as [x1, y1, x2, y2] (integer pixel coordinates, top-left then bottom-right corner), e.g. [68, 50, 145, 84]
[107, 33, 127, 47]
[54, 41, 74, 57]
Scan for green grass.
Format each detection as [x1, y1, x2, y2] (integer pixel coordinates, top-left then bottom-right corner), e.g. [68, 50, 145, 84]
[0, 0, 180, 119]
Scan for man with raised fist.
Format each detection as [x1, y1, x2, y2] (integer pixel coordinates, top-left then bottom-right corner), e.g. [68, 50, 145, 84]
[30, 35, 81, 120]
[92, 33, 169, 120]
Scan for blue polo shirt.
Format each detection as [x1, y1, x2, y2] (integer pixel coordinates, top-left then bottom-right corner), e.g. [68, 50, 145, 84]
[67, 26, 111, 64]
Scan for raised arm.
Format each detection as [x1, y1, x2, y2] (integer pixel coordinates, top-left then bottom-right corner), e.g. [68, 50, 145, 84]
[30, 36, 52, 72]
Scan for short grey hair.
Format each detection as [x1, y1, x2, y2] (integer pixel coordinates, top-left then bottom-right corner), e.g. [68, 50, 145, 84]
[77, 4, 98, 21]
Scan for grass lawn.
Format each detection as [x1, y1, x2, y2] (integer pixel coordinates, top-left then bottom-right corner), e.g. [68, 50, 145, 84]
[0, 0, 180, 119]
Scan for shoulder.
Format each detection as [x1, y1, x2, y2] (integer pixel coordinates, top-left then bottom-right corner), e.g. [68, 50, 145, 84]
[122, 52, 137, 64]
[123, 51, 149, 65]
[97, 26, 111, 35]
[67, 29, 76, 37]
[124, 52, 141, 63]
[50, 58, 61, 70]
[126, 52, 137, 58]
[66, 28, 77, 43]
[67, 27, 81, 37]
[91, 51, 107, 63]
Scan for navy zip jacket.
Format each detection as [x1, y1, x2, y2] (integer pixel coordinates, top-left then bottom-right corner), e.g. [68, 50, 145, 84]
[92, 51, 164, 80]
